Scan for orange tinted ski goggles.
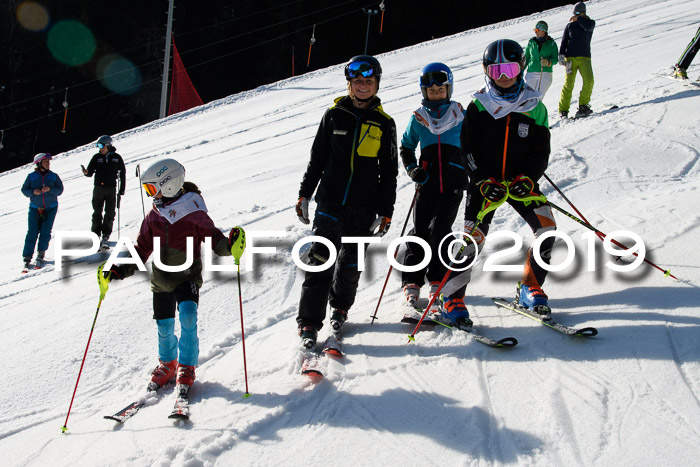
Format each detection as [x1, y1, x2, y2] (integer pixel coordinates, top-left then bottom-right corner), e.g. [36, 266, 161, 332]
[142, 182, 159, 197]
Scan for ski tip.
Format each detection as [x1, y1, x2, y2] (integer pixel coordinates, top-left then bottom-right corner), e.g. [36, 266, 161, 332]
[574, 327, 598, 337]
[496, 337, 518, 347]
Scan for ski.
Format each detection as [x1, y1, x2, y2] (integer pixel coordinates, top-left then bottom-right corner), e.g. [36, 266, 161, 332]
[402, 312, 518, 348]
[104, 399, 146, 423]
[104, 384, 163, 423]
[663, 74, 700, 88]
[492, 298, 598, 337]
[168, 384, 191, 420]
[322, 332, 343, 357]
[300, 350, 324, 379]
[300, 334, 344, 379]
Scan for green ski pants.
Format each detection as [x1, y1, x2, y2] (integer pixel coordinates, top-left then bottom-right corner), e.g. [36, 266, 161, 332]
[559, 57, 594, 112]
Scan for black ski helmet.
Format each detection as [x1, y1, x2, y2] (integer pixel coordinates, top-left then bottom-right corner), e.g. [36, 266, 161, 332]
[344, 55, 382, 84]
[96, 135, 112, 146]
[482, 39, 526, 71]
[573, 2, 586, 15]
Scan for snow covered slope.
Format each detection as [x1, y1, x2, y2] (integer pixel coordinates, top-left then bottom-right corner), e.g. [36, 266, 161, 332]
[1, 0, 699, 465]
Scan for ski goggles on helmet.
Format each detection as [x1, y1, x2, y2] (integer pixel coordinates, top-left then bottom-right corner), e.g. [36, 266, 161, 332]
[486, 62, 521, 80]
[96, 142, 106, 149]
[142, 182, 159, 197]
[420, 70, 450, 87]
[346, 61, 378, 79]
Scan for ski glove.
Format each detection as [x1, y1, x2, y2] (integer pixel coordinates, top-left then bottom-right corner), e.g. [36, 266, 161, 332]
[296, 197, 310, 224]
[540, 58, 551, 67]
[558, 54, 566, 66]
[509, 174, 535, 199]
[370, 216, 391, 237]
[408, 166, 429, 185]
[103, 264, 125, 281]
[478, 178, 508, 203]
[228, 226, 246, 264]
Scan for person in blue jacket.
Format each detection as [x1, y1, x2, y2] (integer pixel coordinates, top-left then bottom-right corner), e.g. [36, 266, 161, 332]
[400, 62, 468, 315]
[21, 153, 64, 269]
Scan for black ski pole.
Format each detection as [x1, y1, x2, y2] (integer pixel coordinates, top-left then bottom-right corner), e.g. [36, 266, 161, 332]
[116, 170, 121, 237]
[370, 162, 428, 324]
[62, 264, 111, 433]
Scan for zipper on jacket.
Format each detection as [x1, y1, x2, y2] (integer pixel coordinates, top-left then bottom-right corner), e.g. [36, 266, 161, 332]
[501, 114, 511, 180]
[342, 114, 370, 206]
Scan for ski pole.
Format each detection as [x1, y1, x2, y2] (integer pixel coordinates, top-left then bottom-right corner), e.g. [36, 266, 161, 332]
[371, 161, 428, 324]
[61, 263, 111, 433]
[135, 164, 146, 219]
[116, 170, 121, 238]
[408, 195, 507, 342]
[229, 227, 250, 398]
[546, 200, 677, 280]
[543, 173, 603, 242]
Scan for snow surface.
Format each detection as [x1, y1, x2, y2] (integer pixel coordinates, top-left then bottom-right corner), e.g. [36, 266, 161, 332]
[2, 0, 700, 465]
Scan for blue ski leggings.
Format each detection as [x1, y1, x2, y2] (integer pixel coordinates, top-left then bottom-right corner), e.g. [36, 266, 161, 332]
[156, 300, 199, 366]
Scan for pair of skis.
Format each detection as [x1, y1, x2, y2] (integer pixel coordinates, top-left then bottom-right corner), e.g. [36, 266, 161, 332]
[403, 298, 597, 345]
[300, 333, 343, 379]
[104, 383, 191, 423]
[401, 309, 517, 348]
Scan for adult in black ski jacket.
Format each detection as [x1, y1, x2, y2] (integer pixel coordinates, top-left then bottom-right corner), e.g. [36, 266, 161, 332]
[295, 55, 398, 347]
[82, 134, 126, 243]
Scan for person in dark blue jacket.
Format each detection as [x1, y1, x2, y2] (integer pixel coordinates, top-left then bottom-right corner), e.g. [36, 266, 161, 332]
[558, 1, 596, 119]
[21, 153, 64, 269]
[400, 62, 468, 315]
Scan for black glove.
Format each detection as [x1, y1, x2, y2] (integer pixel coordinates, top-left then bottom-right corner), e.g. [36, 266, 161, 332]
[408, 166, 429, 185]
[478, 178, 508, 202]
[509, 174, 535, 199]
[103, 264, 125, 281]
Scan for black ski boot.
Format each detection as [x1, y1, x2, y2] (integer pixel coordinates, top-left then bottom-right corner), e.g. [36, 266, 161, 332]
[330, 309, 347, 331]
[299, 326, 318, 349]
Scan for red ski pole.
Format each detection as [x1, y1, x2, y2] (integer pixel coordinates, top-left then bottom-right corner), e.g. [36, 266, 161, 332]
[62, 264, 111, 432]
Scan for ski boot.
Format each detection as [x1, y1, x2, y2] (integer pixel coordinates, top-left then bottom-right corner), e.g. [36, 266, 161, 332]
[35, 251, 45, 269]
[574, 104, 593, 119]
[23, 256, 32, 270]
[517, 283, 552, 320]
[441, 297, 473, 330]
[100, 235, 109, 250]
[330, 309, 347, 331]
[427, 281, 443, 313]
[402, 283, 420, 307]
[176, 364, 196, 387]
[673, 66, 688, 79]
[298, 325, 318, 349]
[148, 359, 178, 391]
[559, 110, 569, 119]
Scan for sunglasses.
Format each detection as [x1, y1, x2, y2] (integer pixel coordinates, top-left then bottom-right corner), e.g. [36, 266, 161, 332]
[346, 61, 377, 79]
[142, 182, 159, 197]
[486, 62, 521, 80]
[420, 70, 450, 87]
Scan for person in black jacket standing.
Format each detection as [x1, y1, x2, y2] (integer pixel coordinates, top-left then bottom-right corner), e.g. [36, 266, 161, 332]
[294, 55, 398, 348]
[82, 135, 126, 247]
[442, 39, 555, 327]
[558, 1, 596, 119]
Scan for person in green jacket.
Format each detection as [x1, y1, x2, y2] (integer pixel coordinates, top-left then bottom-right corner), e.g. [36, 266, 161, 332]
[524, 21, 559, 97]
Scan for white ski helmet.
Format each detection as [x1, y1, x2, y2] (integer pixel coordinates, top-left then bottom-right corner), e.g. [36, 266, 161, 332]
[141, 158, 186, 198]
